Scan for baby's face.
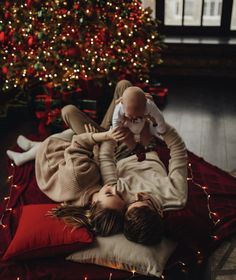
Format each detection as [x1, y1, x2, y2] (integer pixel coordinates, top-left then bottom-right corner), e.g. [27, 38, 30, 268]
[124, 104, 145, 121]
[122, 86, 146, 121]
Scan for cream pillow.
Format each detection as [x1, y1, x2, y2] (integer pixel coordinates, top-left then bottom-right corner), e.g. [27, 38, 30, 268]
[67, 234, 176, 277]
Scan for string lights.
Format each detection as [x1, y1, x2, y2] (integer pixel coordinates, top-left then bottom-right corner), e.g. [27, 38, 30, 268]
[0, 0, 162, 92]
[2, 151, 219, 279]
[162, 160, 222, 277]
[1, 161, 139, 279]
[81, 271, 137, 280]
[0, 163, 16, 229]
[187, 162, 221, 230]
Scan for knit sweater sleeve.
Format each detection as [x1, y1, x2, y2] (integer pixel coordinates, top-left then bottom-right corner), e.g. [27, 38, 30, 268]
[162, 124, 188, 208]
[35, 132, 100, 203]
[99, 140, 118, 186]
[64, 133, 100, 189]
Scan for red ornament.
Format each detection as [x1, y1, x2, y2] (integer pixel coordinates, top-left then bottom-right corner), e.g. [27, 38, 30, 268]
[2, 66, 8, 74]
[64, 48, 80, 57]
[74, 3, 80, 10]
[28, 36, 36, 46]
[26, 0, 32, 7]
[13, 56, 18, 63]
[58, 9, 68, 15]
[4, 12, 10, 19]
[5, 1, 11, 8]
[27, 66, 35, 75]
[0, 32, 5, 42]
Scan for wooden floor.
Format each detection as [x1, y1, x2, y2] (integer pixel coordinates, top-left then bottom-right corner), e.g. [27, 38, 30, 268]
[161, 77, 236, 173]
[0, 77, 236, 202]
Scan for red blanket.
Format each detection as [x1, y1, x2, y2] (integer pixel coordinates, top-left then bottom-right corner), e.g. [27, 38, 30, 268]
[1, 139, 236, 279]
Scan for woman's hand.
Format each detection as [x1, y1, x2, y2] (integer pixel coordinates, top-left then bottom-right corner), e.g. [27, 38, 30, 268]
[84, 123, 98, 133]
[107, 127, 133, 142]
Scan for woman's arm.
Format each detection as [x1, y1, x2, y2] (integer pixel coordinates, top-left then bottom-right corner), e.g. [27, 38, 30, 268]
[99, 126, 135, 185]
[99, 140, 118, 186]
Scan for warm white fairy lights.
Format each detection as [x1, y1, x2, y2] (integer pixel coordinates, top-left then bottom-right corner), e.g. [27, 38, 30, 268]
[0, 162, 135, 280]
[0, 163, 16, 229]
[187, 162, 221, 229]
[2, 159, 218, 277]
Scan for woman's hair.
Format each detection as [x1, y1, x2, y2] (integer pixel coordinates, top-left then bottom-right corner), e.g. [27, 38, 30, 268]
[124, 206, 163, 245]
[50, 201, 124, 236]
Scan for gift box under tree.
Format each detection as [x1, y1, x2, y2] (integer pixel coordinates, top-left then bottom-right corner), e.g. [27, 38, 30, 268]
[33, 81, 101, 136]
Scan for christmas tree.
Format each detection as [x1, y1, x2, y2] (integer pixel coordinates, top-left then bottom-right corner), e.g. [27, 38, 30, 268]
[0, 0, 163, 94]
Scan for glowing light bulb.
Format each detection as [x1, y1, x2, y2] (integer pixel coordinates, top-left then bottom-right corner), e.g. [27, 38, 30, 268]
[212, 235, 219, 240]
[0, 223, 7, 229]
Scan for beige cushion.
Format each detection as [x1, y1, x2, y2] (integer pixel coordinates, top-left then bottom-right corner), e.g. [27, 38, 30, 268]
[67, 234, 176, 277]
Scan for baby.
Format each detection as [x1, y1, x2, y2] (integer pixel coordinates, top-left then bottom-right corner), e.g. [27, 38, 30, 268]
[112, 86, 166, 161]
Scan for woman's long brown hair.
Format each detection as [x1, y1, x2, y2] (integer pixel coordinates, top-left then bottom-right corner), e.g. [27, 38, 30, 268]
[49, 202, 124, 236]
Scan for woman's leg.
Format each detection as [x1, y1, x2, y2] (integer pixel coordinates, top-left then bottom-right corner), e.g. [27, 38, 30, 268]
[17, 135, 41, 151]
[61, 105, 105, 135]
[100, 80, 132, 130]
[6, 142, 41, 166]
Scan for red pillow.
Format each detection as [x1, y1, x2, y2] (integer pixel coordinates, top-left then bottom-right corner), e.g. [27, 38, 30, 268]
[2, 204, 93, 261]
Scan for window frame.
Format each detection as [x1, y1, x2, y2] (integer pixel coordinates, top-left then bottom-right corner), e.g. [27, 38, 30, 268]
[156, 0, 236, 37]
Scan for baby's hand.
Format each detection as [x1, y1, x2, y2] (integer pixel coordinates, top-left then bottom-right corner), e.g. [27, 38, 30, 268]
[144, 114, 157, 127]
[107, 127, 132, 142]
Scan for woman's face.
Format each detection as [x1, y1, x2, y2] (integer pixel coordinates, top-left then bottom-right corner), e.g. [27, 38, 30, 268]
[95, 184, 126, 211]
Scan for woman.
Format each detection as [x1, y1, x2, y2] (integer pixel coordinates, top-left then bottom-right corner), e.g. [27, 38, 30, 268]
[7, 80, 133, 236]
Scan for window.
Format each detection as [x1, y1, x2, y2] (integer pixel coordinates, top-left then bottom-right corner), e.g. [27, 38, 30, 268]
[154, 0, 236, 36]
[142, 0, 156, 18]
[202, 0, 222, 26]
[231, 0, 236, 30]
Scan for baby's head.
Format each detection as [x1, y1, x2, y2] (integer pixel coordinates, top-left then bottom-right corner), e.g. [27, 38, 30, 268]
[122, 87, 146, 120]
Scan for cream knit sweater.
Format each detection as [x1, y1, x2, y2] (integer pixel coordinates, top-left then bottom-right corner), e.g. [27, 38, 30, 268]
[99, 124, 188, 211]
[35, 132, 100, 206]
